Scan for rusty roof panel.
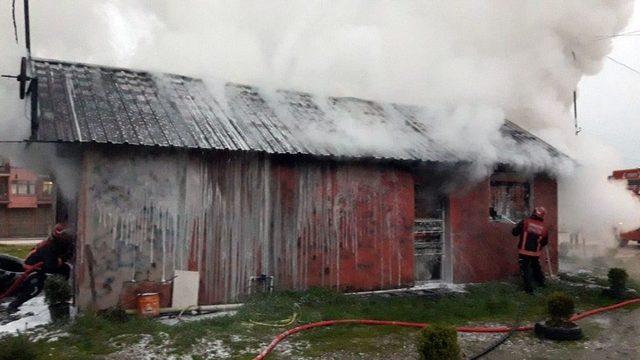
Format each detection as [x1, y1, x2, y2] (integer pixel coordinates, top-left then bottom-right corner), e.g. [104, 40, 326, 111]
[32, 58, 564, 162]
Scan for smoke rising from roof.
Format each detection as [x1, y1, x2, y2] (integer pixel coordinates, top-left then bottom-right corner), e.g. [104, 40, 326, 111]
[0, 1, 638, 241]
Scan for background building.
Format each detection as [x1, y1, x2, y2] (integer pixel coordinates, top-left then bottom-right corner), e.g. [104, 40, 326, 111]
[0, 157, 56, 238]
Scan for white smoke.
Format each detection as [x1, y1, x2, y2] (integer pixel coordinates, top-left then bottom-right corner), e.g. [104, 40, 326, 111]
[0, 1, 639, 242]
[559, 136, 640, 245]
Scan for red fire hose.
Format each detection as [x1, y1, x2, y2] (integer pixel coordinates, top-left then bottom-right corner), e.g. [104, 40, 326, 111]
[253, 297, 640, 360]
[0, 261, 44, 302]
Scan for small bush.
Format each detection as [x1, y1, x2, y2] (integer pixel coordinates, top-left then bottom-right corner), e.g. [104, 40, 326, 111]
[0, 335, 38, 360]
[608, 268, 628, 295]
[417, 324, 460, 360]
[100, 307, 130, 323]
[547, 292, 574, 323]
[44, 275, 72, 305]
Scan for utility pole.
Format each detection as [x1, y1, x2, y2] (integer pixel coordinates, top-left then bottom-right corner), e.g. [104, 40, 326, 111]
[572, 51, 581, 136]
[23, 0, 31, 59]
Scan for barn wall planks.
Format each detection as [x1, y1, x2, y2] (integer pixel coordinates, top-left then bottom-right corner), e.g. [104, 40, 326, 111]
[448, 174, 558, 283]
[76, 148, 414, 309]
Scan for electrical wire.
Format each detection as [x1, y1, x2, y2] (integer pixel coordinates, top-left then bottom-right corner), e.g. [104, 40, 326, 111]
[607, 56, 640, 76]
[596, 29, 640, 40]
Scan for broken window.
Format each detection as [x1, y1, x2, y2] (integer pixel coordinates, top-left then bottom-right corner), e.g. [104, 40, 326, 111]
[489, 176, 530, 223]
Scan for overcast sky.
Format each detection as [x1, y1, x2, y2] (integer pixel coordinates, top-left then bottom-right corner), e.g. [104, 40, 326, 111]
[580, 3, 640, 169]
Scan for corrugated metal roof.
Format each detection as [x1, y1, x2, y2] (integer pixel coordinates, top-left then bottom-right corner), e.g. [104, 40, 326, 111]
[32, 58, 564, 162]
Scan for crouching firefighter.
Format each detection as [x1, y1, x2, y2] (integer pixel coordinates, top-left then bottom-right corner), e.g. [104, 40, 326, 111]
[4, 223, 75, 313]
[512, 207, 549, 294]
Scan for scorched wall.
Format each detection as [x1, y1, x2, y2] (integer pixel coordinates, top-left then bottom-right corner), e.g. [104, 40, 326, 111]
[76, 148, 414, 309]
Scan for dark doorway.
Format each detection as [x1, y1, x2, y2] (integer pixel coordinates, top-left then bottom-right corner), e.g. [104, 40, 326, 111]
[414, 179, 445, 282]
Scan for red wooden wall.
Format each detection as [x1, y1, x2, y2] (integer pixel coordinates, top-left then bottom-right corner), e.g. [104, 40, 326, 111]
[191, 156, 416, 304]
[75, 147, 558, 309]
[449, 175, 558, 283]
[77, 149, 415, 309]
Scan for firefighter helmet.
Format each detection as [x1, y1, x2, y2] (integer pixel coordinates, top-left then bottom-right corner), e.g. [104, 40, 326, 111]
[52, 223, 76, 243]
[52, 223, 66, 238]
[533, 206, 547, 219]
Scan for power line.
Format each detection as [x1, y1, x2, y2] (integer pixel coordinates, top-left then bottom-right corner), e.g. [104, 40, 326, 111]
[606, 56, 640, 76]
[597, 29, 640, 40]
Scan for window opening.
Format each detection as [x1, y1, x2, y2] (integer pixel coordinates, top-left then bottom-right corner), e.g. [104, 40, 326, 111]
[489, 177, 530, 223]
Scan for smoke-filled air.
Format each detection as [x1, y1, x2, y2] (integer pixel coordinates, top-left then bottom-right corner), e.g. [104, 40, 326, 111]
[1, 0, 639, 246]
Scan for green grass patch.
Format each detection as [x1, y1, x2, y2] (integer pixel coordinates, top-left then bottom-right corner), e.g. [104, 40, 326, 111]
[0, 334, 38, 360]
[0, 244, 33, 259]
[6, 280, 635, 359]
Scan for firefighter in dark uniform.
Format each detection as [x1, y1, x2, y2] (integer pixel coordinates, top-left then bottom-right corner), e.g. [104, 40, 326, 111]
[512, 207, 549, 294]
[6, 223, 75, 313]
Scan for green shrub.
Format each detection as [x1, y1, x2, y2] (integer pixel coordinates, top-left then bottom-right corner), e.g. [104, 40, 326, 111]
[417, 324, 460, 360]
[0, 335, 38, 360]
[547, 292, 574, 323]
[608, 268, 628, 295]
[44, 275, 72, 305]
[100, 306, 130, 323]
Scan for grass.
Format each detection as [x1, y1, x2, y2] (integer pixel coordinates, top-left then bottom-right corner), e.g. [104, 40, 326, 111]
[0, 244, 33, 259]
[0, 334, 38, 360]
[2, 279, 637, 359]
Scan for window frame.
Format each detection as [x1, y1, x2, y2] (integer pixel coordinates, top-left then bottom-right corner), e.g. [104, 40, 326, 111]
[10, 180, 37, 196]
[488, 172, 533, 224]
[42, 180, 54, 196]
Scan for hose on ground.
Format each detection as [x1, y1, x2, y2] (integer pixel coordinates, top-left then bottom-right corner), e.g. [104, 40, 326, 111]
[249, 312, 298, 327]
[253, 297, 640, 360]
[468, 301, 529, 359]
[246, 303, 300, 327]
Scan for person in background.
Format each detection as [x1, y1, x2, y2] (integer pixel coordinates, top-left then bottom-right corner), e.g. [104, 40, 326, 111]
[512, 207, 549, 294]
[6, 223, 75, 313]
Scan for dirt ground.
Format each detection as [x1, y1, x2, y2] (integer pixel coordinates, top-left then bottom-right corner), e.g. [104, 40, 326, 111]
[468, 244, 640, 360]
[461, 308, 640, 360]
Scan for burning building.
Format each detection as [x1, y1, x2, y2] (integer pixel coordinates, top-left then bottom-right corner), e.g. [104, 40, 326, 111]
[22, 58, 562, 310]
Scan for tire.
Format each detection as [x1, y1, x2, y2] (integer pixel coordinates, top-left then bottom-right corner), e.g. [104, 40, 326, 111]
[619, 239, 629, 248]
[0, 254, 24, 272]
[534, 322, 583, 341]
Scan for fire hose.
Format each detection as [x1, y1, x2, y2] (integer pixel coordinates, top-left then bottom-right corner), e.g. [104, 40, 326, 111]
[253, 297, 640, 360]
[466, 301, 528, 360]
[0, 261, 44, 302]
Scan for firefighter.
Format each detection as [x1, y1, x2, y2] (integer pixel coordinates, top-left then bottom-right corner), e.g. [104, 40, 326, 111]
[512, 207, 549, 294]
[6, 223, 75, 313]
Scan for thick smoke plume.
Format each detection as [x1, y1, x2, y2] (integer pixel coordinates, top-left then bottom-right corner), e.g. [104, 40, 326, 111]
[0, 1, 638, 246]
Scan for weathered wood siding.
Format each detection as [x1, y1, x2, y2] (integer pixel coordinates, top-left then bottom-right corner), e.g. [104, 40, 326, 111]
[76, 148, 414, 309]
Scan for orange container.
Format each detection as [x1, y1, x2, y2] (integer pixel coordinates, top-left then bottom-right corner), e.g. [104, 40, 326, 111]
[137, 292, 160, 317]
